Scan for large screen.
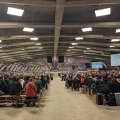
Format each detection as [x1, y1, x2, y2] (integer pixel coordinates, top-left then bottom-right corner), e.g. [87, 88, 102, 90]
[111, 53, 120, 66]
[92, 62, 103, 68]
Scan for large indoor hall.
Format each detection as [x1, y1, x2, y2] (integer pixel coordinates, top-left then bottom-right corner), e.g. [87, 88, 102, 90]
[0, 73, 120, 120]
[1, 0, 120, 120]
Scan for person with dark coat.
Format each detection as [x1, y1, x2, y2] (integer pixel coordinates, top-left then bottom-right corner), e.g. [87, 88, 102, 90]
[41, 75, 46, 88]
[8, 76, 22, 95]
[85, 76, 93, 88]
[0, 76, 9, 94]
[108, 78, 120, 93]
[98, 75, 110, 94]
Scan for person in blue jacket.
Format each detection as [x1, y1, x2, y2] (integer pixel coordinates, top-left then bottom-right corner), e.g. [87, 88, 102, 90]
[23, 76, 29, 88]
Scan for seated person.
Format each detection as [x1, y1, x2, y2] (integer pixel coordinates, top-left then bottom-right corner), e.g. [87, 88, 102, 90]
[0, 76, 9, 94]
[8, 76, 22, 95]
[24, 78, 37, 107]
[23, 76, 29, 89]
[34, 77, 43, 94]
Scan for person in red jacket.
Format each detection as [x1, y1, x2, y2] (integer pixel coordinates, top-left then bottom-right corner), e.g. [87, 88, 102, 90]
[24, 78, 37, 107]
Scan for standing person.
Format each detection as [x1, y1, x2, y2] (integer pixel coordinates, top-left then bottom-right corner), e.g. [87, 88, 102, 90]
[46, 74, 50, 84]
[61, 73, 64, 81]
[0, 76, 9, 94]
[50, 74, 53, 80]
[24, 78, 37, 107]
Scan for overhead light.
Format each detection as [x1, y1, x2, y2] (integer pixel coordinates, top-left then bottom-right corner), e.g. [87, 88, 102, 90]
[35, 43, 41, 45]
[67, 50, 71, 51]
[38, 47, 43, 49]
[71, 43, 78, 45]
[23, 27, 34, 32]
[75, 37, 83, 40]
[0, 47, 2, 48]
[109, 46, 115, 47]
[87, 48, 91, 50]
[82, 27, 92, 32]
[95, 8, 111, 17]
[7, 7, 24, 16]
[116, 29, 120, 33]
[0, 40, 2, 42]
[84, 51, 86, 52]
[111, 39, 120, 42]
[30, 38, 38, 40]
[69, 47, 74, 49]
[22, 49, 25, 50]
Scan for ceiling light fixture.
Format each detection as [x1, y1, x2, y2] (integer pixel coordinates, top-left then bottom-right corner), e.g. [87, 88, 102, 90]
[82, 27, 92, 32]
[38, 47, 43, 49]
[35, 43, 41, 45]
[95, 8, 111, 17]
[30, 38, 38, 40]
[71, 43, 78, 45]
[69, 47, 74, 49]
[0, 47, 2, 48]
[0, 40, 2, 42]
[23, 27, 34, 32]
[75, 37, 83, 40]
[67, 50, 71, 51]
[7, 7, 24, 16]
[84, 51, 86, 52]
[22, 49, 25, 50]
[116, 29, 120, 33]
[87, 48, 91, 50]
[111, 39, 120, 42]
[109, 46, 115, 47]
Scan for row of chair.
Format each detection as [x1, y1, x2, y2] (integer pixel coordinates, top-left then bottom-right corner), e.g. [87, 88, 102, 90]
[0, 87, 46, 108]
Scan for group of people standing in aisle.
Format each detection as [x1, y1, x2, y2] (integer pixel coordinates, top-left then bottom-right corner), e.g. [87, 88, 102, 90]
[0, 72, 53, 106]
[59, 71, 120, 94]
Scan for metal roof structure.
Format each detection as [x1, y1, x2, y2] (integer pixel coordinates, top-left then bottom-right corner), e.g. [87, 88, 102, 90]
[0, 0, 120, 66]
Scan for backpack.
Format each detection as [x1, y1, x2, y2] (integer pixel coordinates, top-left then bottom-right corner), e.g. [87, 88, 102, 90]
[9, 81, 20, 95]
[108, 94, 117, 106]
[91, 83, 96, 89]
[81, 78, 85, 84]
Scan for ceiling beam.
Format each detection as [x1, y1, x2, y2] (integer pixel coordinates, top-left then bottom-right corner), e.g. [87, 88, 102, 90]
[66, 0, 120, 7]
[59, 41, 120, 47]
[1, 22, 120, 29]
[1, 34, 120, 41]
[0, 22, 54, 29]
[62, 22, 120, 28]
[58, 49, 110, 54]
[0, 0, 55, 7]
[54, 0, 66, 66]
[58, 45, 120, 51]
[0, 35, 54, 40]
[60, 34, 120, 39]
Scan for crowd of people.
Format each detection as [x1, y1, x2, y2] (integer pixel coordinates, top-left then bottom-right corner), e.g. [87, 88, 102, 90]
[0, 72, 53, 107]
[59, 70, 120, 106]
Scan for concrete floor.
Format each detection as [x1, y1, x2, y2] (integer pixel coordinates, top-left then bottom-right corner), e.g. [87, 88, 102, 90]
[0, 73, 120, 120]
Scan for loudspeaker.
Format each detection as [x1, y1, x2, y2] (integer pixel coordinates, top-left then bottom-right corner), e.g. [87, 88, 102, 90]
[59, 56, 64, 63]
[72, 65, 75, 70]
[47, 56, 52, 63]
[85, 63, 91, 68]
